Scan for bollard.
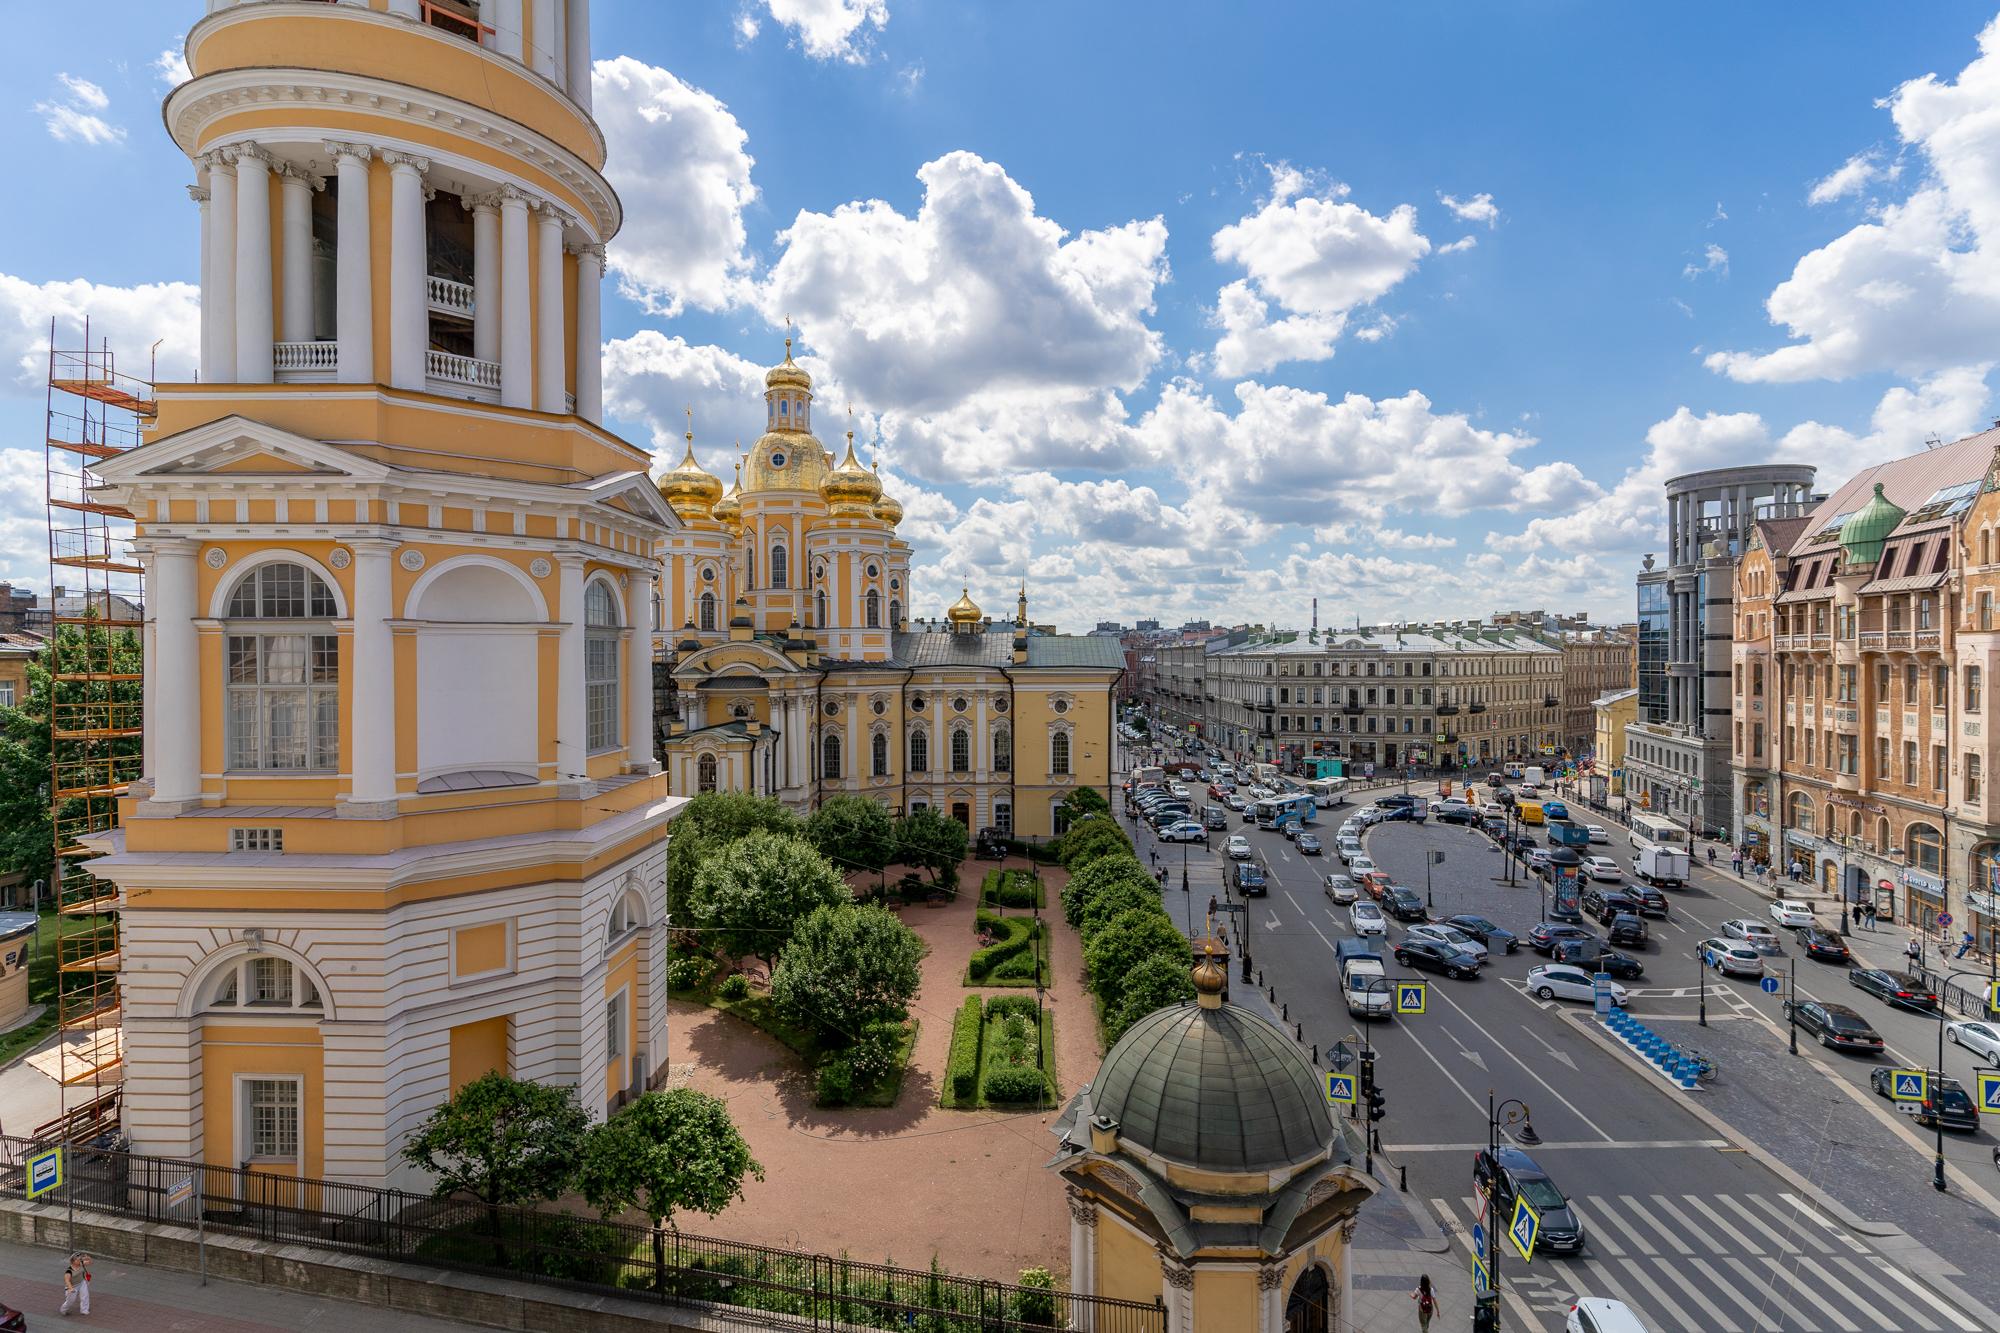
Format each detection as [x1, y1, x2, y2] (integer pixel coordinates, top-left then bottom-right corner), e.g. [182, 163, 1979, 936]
[1399, 1164, 1408, 1193]
[1296, 1021, 1304, 1041]
[1312, 1043, 1319, 1064]
[1258, 970, 1265, 987]
[1282, 1002, 1289, 1022]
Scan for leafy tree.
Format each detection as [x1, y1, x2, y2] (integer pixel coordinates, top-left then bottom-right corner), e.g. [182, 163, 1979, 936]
[893, 806, 968, 892]
[667, 793, 799, 922]
[1083, 909, 1189, 1010]
[401, 1073, 589, 1262]
[1106, 952, 1199, 1042]
[577, 1088, 762, 1290]
[770, 903, 926, 1047]
[1056, 817, 1129, 871]
[1076, 881, 1163, 943]
[690, 830, 850, 972]
[1062, 785, 1111, 820]
[804, 794, 894, 877]
[1059, 854, 1152, 926]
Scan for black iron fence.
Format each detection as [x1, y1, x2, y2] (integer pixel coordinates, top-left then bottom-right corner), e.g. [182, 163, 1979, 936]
[0, 1137, 1161, 1333]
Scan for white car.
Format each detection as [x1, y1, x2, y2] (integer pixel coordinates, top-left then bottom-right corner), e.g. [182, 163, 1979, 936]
[1407, 923, 1488, 962]
[1482, 802, 1507, 819]
[1348, 854, 1378, 879]
[1701, 938, 1765, 978]
[1580, 855, 1622, 882]
[1720, 918, 1782, 953]
[1947, 1018, 2000, 1063]
[1350, 900, 1388, 938]
[1225, 834, 1252, 860]
[1324, 873, 1360, 904]
[1567, 1297, 1648, 1333]
[1769, 898, 1816, 928]
[1526, 964, 1628, 1007]
[1168, 782, 1190, 799]
[1525, 847, 1552, 871]
[1339, 820, 1364, 839]
[1159, 820, 1206, 844]
[1586, 824, 1610, 844]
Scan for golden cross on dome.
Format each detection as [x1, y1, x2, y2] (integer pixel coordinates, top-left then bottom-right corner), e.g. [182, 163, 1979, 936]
[784, 315, 794, 361]
[684, 405, 694, 442]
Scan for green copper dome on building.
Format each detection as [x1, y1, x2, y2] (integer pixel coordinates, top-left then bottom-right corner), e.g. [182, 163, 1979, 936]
[1840, 482, 1906, 567]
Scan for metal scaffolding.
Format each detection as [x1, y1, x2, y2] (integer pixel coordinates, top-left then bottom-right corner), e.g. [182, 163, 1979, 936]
[43, 319, 152, 1136]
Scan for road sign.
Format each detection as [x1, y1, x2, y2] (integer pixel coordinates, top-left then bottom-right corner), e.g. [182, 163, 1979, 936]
[166, 1173, 197, 1209]
[25, 1147, 61, 1199]
[1471, 1251, 1491, 1297]
[1470, 1221, 1486, 1256]
[1977, 1071, 2000, 1115]
[1593, 971, 1613, 1015]
[1760, 976, 1782, 994]
[1396, 981, 1428, 1014]
[1325, 1073, 1357, 1106]
[1888, 1069, 1930, 1103]
[1328, 1040, 1355, 1072]
[1509, 1195, 1540, 1262]
[1213, 902, 1246, 914]
[1939, 912, 1954, 929]
[1989, 980, 2000, 1013]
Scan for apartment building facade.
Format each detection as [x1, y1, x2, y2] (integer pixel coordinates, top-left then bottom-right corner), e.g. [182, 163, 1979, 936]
[1560, 633, 1635, 753]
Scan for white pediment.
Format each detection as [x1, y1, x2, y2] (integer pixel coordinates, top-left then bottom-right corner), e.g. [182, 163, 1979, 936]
[96, 415, 395, 485]
[570, 470, 681, 532]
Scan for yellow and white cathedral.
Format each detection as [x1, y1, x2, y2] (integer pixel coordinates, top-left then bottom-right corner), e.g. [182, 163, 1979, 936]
[87, 0, 678, 1189]
[655, 351, 1123, 838]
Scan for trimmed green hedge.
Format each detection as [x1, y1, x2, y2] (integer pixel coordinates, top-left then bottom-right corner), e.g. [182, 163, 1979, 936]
[967, 911, 1040, 981]
[944, 996, 983, 1107]
[984, 1065, 1051, 1104]
[980, 868, 1044, 909]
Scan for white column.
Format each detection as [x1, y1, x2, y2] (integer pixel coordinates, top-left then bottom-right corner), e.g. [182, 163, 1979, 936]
[493, 0, 524, 61]
[328, 142, 375, 383]
[468, 195, 500, 365]
[232, 144, 274, 383]
[187, 184, 214, 378]
[499, 188, 533, 408]
[203, 155, 237, 382]
[150, 541, 201, 806]
[531, 0, 558, 78]
[279, 166, 317, 344]
[566, 0, 592, 109]
[534, 204, 567, 412]
[571, 241, 603, 422]
[384, 151, 432, 391]
[627, 576, 656, 771]
[557, 554, 587, 780]
[349, 540, 398, 807]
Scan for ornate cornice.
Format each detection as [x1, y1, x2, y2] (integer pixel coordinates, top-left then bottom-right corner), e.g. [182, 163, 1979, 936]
[186, 185, 210, 205]
[1065, 1185, 1098, 1227]
[1161, 1258, 1195, 1291]
[1256, 1266, 1285, 1292]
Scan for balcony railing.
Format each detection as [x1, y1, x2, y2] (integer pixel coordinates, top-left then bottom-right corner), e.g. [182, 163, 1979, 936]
[1917, 630, 1942, 651]
[1342, 703, 1363, 715]
[1436, 703, 1460, 715]
[1886, 629, 1912, 650]
[272, 339, 337, 381]
[1469, 702, 1487, 713]
[427, 274, 474, 318]
[426, 349, 501, 400]
[1858, 630, 1885, 651]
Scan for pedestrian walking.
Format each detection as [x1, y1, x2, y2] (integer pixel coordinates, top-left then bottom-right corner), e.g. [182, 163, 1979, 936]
[1732, 852, 1744, 877]
[1907, 936, 1924, 969]
[1412, 1275, 1440, 1331]
[1852, 903, 1865, 931]
[1957, 929, 1976, 960]
[1707, 846, 1717, 867]
[1789, 858, 1802, 882]
[1866, 902, 1878, 931]
[58, 1252, 90, 1316]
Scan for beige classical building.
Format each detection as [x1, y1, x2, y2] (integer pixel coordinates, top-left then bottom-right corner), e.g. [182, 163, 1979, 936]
[1561, 632, 1635, 754]
[1591, 687, 1637, 802]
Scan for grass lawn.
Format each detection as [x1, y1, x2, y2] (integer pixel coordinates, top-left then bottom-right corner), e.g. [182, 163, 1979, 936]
[671, 974, 915, 1109]
[974, 1001, 1058, 1111]
[0, 908, 104, 1070]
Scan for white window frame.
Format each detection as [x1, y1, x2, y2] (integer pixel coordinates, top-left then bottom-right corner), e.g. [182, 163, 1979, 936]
[584, 580, 621, 753]
[605, 989, 628, 1063]
[223, 562, 340, 773]
[235, 1073, 304, 1165]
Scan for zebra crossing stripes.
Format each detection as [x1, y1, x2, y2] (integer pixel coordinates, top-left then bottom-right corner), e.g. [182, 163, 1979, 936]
[1430, 1192, 1982, 1333]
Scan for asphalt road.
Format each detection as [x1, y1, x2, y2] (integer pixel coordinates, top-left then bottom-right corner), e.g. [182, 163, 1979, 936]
[1118, 746, 1999, 1332]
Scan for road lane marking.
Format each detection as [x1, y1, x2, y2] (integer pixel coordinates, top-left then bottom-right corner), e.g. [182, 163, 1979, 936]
[1676, 1194, 1764, 1254]
[1721, 1254, 1814, 1332]
[1431, 1196, 1546, 1331]
[1687, 1255, 1784, 1332]
[1386, 1138, 1727, 1152]
[1427, 986, 1613, 1139]
[1787, 1257, 1901, 1331]
[1582, 1198, 1658, 1257]
[1829, 1257, 1949, 1331]
[1869, 1261, 1982, 1331]
[1720, 1191, 1824, 1254]
[1761, 1256, 1864, 1333]
[1617, 1194, 1694, 1256]
[1772, 1193, 1869, 1254]
[1577, 1254, 1670, 1333]
[1647, 1253, 1745, 1332]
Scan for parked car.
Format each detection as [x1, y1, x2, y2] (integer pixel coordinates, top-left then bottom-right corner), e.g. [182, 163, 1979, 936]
[1525, 847, 1553, 872]
[1481, 802, 1508, 820]
[1580, 886, 1635, 919]
[1621, 883, 1668, 917]
[1567, 1298, 1648, 1333]
[1349, 899, 1388, 938]
[1769, 898, 1817, 928]
[1604, 912, 1649, 947]
[1580, 855, 1623, 882]
[1700, 938, 1765, 978]
[1445, 914, 1520, 954]
[1482, 817, 1510, 838]
[1336, 838, 1365, 865]
[1435, 805, 1482, 827]
[1395, 938, 1481, 979]
[1408, 922, 1490, 962]
[1947, 1018, 2000, 1063]
[1526, 963, 1628, 1008]
[1586, 824, 1611, 844]
[1528, 922, 1596, 955]
[1473, 1147, 1587, 1255]
[1796, 925, 1851, 964]
[1359, 870, 1393, 899]
[1159, 820, 1207, 843]
[1720, 919, 1783, 955]
[1233, 862, 1268, 896]
[1323, 873, 1359, 903]
[1869, 1067, 1979, 1130]
[1848, 968, 1938, 1012]
[1784, 1000, 1883, 1052]
[1296, 832, 1323, 855]
[1226, 834, 1253, 860]
[1348, 855, 1379, 879]
[1382, 886, 1428, 922]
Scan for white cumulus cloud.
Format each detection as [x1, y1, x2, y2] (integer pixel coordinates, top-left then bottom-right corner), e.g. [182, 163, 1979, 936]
[758, 0, 889, 63]
[35, 74, 122, 146]
[1683, 243, 1728, 279]
[1438, 191, 1500, 227]
[153, 46, 191, 88]
[1808, 149, 1898, 204]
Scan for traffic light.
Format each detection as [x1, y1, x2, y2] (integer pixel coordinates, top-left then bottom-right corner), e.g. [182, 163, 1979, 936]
[1367, 1084, 1387, 1123]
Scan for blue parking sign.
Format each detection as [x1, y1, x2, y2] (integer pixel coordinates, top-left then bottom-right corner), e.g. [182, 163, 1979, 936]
[1325, 1073, 1356, 1106]
[1509, 1195, 1539, 1262]
[1977, 1072, 2000, 1115]
[25, 1148, 61, 1199]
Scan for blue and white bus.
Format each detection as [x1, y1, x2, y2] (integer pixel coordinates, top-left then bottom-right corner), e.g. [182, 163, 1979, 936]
[1249, 793, 1318, 830]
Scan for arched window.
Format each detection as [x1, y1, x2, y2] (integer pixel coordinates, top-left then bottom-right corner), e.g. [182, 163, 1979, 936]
[770, 543, 788, 590]
[889, 599, 902, 629]
[951, 727, 970, 772]
[224, 561, 340, 771]
[202, 955, 323, 1012]
[608, 890, 645, 942]
[697, 753, 718, 793]
[993, 728, 1012, 773]
[1878, 817, 1891, 851]
[1907, 822, 1944, 874]
[820, 732, 841, 779]
[698, 591, 717, 631]
[909, 730, 929, 773]
[817, 588, 828, 627]
[1050, 730, 1071, 776]
[1788, 792, 1814, 832]
[871, 732, 889, 777]
[584, 581, 621, 752]
[866, 589, 881, 628]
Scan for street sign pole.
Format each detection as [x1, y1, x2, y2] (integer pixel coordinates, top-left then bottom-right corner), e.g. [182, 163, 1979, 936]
[1789, 961, 1798, 1056]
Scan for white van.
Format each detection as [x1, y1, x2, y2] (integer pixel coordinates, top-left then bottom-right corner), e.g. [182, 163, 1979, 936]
[1342, 954, 1391, 1019]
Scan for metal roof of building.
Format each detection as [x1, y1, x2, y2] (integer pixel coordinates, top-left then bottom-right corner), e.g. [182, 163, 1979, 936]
[878, 632, 1126, 670]
[1790, 429, 1997, 556]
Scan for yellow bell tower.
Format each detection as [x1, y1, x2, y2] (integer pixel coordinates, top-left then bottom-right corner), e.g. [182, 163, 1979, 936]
[83, 0, 681, 1189]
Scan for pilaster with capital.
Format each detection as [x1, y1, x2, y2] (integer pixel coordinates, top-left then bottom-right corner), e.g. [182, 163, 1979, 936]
[464, 193, 503, 365]
[556, 553, 589, 787]
[533, 201, 569, 413]
[626, 572, 660, 774]
[228, 143, 275, 383]
[569, 239, 605, 422]
[1256, 1264, 1286, 1333]
[345, 539, 399, 813]
[383, 151, 433, 391]
[1160, 1257, 1195, 1333]
[498, 186, 534, 408]
[144, 539, 202, 807]
[1065, 1185, 1099, 1314]
[278, 164, 324, 344]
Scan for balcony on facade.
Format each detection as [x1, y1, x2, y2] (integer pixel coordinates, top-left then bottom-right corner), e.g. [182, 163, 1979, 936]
[1436, 703, 1460, 715]
[1469, 701, 1487, 713]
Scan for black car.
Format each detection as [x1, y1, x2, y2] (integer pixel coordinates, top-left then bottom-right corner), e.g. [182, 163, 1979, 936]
[1472, 1147, 1585, 1254]
[1583, 887, 1640, 922]
[1481, 817, 1509, 839]
[1435, 806, 1482, 827]
[1233, 862, 1268, 897]
[1395, 938, 1482, 979]
[1528, 922, 1595, 955]
[1621, 883, 1668, 917]
[1383, 887, 1429, 922]
[1848, 968, 1939, 1011]
[1604, 912, 1649, 947]
[1550, 938, 1643, 978]
[1796, 925, 1852, 964]
[1785, 1000, 1886, 1053]
[1504, 833, 1539, 856]
[1445, 914, 1520, 954]
[1869, 1068, 1979, 1131]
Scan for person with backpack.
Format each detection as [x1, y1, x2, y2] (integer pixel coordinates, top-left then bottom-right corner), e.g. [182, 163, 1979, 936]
[1412, 1274, 1440, 1330]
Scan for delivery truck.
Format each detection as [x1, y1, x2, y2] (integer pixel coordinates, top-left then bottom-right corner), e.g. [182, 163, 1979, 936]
[1633, 844, 1690, 889]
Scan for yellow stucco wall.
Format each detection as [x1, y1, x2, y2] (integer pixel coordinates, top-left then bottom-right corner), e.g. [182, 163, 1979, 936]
[448, 1015, 512, 1092]
[200, 1022, 325, 1176]
[1094, 1214, 1162, 1307]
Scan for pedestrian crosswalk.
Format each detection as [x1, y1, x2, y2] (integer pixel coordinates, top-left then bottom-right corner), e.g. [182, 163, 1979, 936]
[1431, 1191, 1985, 1332]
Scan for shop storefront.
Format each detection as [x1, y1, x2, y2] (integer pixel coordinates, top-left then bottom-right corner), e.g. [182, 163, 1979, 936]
[1968, 846, 2000, 952]
[1741, 814, 1773, 871]
[1782, 829, 1821, 886]
[1904, 869, 1946, 934]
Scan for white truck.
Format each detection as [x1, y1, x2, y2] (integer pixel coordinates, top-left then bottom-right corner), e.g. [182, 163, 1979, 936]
[1524, 765, 1546, 786]
[1633, 844, 1690, 889]
[1337, 939, 1391, 1019]
[1130, 765, 1165, 788]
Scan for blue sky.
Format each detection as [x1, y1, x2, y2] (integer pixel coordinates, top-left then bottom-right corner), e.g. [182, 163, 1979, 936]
[7, 2, 2000, 632]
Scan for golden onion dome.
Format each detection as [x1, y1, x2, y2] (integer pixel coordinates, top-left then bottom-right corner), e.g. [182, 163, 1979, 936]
[821, 432, 883, 514]
[712, 459, 745, 528]
[766, 335, 812, 391]
[656, 428, 724, 521]
[743, 430, 832, 494]
[871, 461, 904, 526]
[947, 587, 983, 626]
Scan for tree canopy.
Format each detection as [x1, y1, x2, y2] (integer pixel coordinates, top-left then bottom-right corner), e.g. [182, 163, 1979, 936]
[770, 903, 926, 1047]
[577, 1087, 762, 1231]
[1076, 879, 1164, 943]
[803, 794, 895, 876]
[893, 806, 968, 890]
[667, 792, 800, 920]
[1083, 909, 1190, 1011]
[401, 1073, 589, 1208]
[1106, 951, 1199, 1043]
[689, 830, 850, 970]
[1059, 853, 1153, 926]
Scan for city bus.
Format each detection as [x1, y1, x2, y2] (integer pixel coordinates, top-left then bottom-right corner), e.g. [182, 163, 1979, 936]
[1304, 777, 1349, 806]
[1249, 793, 1318, 830]
[1629, 812, 1689, 852]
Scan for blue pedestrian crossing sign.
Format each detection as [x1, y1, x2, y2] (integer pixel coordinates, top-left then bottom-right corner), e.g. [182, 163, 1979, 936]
[1324, 1073, 1356, 1106]
[1760, 976, 1781, 994]
[1977, 1071, 2000, 1115]
[1471, 1252, 1491, 1296]
[1396, 981, 1428, 1014]
[1889, 1069, 1929, 1103]
[25, 1147, 61, 1199]
[1508, 1195, 1539, 1262]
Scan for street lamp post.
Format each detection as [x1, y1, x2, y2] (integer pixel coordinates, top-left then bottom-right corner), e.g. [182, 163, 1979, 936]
[1931, 967, 1989, 1192]
[1697, 943, 1707, 1027]
[1477, 1093, 1539, 1333]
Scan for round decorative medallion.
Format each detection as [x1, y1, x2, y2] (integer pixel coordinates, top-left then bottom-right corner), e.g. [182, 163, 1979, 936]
[910, 694, 926, 712]
[867, 563, 879, 578]
[1053, 699, 1071, 715]
[770, 451, 787, 468]
[701, 566, 715, 582]
[530, 557, 553, 579]
[202, 547, 227, 570]
[823, 700, 841, 717]
[327, 547, 352, 570]
[891, 577, 901, 591]
[871, 698, 886, 716]
[952, 696, 969, 713]
[994, 698, 1010, 713]
[399, 548, 426, 571]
